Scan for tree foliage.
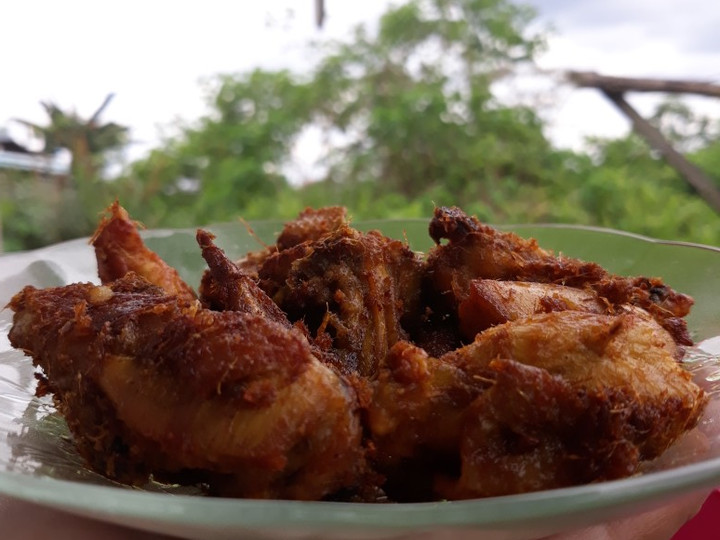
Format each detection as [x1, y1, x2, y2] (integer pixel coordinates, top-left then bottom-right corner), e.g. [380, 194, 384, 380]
[113, 69, 316, 228]
[15, 95, 127, 181]
[1, 95, 128, 250]
[309, 0, 549, 205]
[2, 0, 720, 252]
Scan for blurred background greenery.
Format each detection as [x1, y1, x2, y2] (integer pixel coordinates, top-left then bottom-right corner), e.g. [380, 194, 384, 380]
[2, 0, 720, 252]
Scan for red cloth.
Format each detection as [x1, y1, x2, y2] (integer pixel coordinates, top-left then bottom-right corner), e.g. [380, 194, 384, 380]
[672, 490, 720, 539]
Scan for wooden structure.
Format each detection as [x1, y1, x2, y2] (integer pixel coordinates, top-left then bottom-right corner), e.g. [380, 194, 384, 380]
[315, 0, 325, 28]
[567, 71, 720, 214]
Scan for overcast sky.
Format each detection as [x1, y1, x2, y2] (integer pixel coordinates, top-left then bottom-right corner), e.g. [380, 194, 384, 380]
[2, 0, 720, 166]
[532, 0, 720, 147]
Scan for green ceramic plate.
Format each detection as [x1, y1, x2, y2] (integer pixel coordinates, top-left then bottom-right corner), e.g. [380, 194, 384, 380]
[1, 220, 720, 540]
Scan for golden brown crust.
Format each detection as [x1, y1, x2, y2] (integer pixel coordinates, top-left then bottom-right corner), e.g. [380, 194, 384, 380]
[91, 201, 197, 303]
[427, 206, 694, 345]
[8, 275, 365, 499]
[196, 229, 290, 327]
[259, 226, 425, 377]
[276, 206, 349, 251]
[457, 279, 609, 339]
[7, 202, 707, 501]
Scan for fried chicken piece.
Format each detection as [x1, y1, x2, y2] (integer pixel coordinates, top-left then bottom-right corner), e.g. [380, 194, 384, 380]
[276, 206, 349, 251]
[259, 226, 425, 377]
[196, 229, 290, 326]
[427, 206, 606, 286]
[427, 206, 694, 345]
[443, 310, 706, 498]
[8, 274, 364, 500]
[200, 206, 349, 296]
[91, 201, 196, 303]
[367, 310, 705, 500]
[365, 341, 481, 500]
[457, 279, 608, 340]
[448, 358, 645, 498]
[244, 206, 348, 275]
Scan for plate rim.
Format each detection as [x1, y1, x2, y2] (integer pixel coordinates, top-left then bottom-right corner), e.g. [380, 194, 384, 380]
[1, 452, 720, 530]
[2, 221, 720, 535]
[2, 221, 720, 259]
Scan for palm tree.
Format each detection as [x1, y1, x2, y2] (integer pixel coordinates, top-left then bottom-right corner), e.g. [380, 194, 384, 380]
[15, 93, 128, 182]
[10, 95, 129, 245]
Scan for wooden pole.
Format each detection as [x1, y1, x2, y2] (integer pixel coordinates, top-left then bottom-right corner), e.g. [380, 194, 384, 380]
[601, 90, 720, 213]
[568, 71, 720, 99]
[315, 0, 325, 28]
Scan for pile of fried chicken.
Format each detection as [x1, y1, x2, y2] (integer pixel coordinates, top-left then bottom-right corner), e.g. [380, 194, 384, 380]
[7, 203, 706, 502]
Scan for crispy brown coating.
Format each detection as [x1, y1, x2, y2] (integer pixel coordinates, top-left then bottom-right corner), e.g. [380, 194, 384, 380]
[458, 279, 609, 340]
[427, 206, 694, 344]
[7, 202, 708, 502]
[449, 358, 646, 498]
[197, 229, 290, 326]
[91, 201, 196, 303]
[367, 341, 481, 478]
[368, 311, 705, 500]
[276, 206, 349, 251]
[223, 207, 346, 281]
[447, 311, 700, 424]
[259, 226, 425, 377]
[8, 275, 364, 500]
[428, 206, 606, 285]
[443, 311, 706, 497]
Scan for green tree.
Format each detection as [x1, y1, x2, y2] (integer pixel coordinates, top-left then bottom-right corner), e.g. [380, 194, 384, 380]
[117, 0, 566, 228]
[117, 0, 720, 246]
[116, 69, 316, 227]
[571, 129, 720, 245]
[1, 95, 128, 250]
[10, 0, 718, 251]
[650, 96, 719, 153]
[308, 0, 554, 209]
[16, 94, 127, 184]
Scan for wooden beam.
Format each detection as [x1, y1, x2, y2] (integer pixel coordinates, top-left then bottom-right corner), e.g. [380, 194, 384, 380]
[568, 71, 720, 99]
[601, 90, 720, 213]
[315, 0, 325, 28]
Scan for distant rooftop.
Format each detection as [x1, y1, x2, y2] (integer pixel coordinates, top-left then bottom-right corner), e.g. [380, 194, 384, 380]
[0, 149, 70, 176]
[0, 125, 70, 175]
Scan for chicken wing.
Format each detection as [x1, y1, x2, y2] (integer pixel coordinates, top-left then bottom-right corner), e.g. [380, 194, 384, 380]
[91, 201, 196, 303]
[427, 206, 694, 345]
[444, 310, 706, 498]
[8, 274, 365, 500]
[196, 229, 290, 326]
[368, 310, 705, 500]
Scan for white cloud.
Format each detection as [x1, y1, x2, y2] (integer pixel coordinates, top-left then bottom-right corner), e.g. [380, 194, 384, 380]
[527, 0, 720, 149]
[0, 0, 388, 158]
[2, 0, 719, 158]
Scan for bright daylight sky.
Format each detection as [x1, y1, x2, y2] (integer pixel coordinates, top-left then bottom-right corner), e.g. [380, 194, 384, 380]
[2, 0, 720, 181]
